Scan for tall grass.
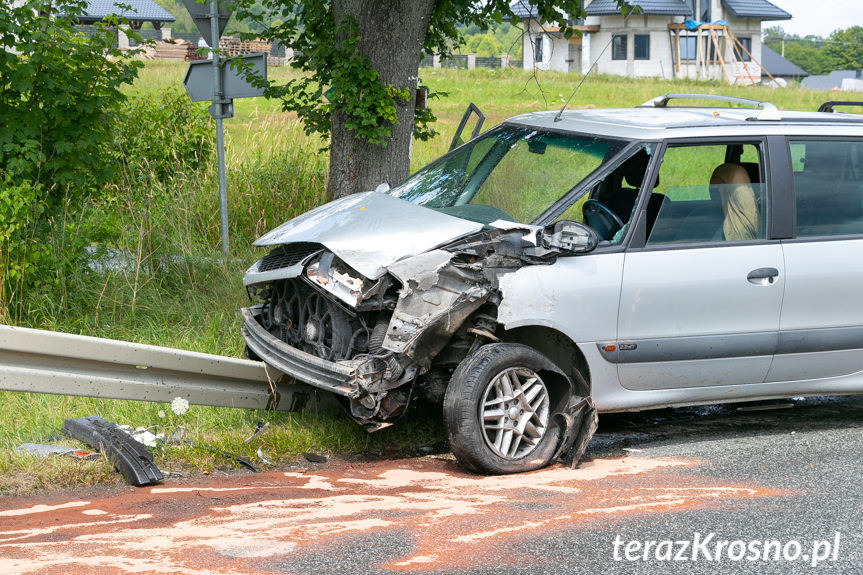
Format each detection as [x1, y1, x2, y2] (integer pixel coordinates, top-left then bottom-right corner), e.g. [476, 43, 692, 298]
[1, 62, 832, 493]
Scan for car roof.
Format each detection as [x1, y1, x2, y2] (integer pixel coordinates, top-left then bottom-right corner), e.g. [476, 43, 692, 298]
[504, 95, 863, 141]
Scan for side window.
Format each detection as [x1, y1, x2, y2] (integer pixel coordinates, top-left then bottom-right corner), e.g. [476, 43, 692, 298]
[791, 140, 863, 237]
[646, 143, 766, 245]
[554, 146, 655, 245]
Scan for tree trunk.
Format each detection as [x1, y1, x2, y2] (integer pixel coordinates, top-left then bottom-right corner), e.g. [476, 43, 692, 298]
[328, 0, 436, 199]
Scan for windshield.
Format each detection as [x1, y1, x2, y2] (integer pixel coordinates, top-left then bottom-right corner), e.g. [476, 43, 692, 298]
[388, 125, 627, 225]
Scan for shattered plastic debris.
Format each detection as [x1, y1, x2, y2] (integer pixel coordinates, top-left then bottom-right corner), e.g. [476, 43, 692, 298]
[552, 396, 599, 468]
[164, 436, 257, 472]
[303, 452, 328, 464]
[62, 416, 163, 486]
[15, 443, 75, 457]
[256, 448, 272, 465]
[243, 420, 270, 444]
[14, 443, 101, 460]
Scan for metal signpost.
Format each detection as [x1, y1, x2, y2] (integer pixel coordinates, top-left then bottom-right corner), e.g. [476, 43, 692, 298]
[181, 0, 266, 259]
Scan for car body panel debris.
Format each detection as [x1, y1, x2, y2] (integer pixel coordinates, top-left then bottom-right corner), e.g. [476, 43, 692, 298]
[13, 443, 101, 459]
[62, 416, 163, 486]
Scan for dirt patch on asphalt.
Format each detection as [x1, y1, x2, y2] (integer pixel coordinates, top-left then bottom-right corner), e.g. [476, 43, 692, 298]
[0, 456, 787, 574]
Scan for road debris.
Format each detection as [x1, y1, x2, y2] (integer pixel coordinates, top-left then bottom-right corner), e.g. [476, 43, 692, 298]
[62, 416, 163, 486]
[243, 420, 270, 444]
[164, 437, 257, 472]
[256, 448, 272, 465]
[303, 452, 328, 464]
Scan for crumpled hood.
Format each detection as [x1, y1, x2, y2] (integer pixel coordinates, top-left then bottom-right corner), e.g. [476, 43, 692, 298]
[254, 191, 483, 279]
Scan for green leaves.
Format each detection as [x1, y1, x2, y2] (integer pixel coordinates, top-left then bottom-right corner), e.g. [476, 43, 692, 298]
[0, 0, 141, 211]
[233, 0, 592, 151]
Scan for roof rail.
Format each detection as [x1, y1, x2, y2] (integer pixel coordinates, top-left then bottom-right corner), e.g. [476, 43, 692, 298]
[818, 101, 863, 113]
[640, 93, 781, 121]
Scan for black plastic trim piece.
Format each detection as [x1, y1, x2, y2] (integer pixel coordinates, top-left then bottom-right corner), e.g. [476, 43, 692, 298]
[62, 416, 163, 486]
[597, 332, 777, 364]
[598, 326, 863, 365]
[818, 101, 863, 113]
[766, 135, 794, 239]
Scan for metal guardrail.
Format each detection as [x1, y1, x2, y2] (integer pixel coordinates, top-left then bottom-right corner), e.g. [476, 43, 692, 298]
[0, 324, 320, 412]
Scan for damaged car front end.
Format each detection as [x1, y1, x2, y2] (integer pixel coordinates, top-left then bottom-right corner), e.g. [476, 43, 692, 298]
[242, 123, 616, 473]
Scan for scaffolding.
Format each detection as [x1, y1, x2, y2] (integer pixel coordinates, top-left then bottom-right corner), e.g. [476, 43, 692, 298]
[667, 23, 775, 85]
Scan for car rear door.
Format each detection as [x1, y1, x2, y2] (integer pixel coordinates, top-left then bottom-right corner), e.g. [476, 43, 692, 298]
[766, 136, 863, 382]
[612, 139, 786, 391]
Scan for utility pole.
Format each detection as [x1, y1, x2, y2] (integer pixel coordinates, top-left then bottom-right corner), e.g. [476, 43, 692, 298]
[210, 0, 230, 260]
[182, 0, 266, 263]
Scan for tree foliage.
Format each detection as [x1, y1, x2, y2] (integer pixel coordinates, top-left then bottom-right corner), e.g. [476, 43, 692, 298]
[464, 33, 503, 58]
[763, 26, 863, 76]
[0, 0, 141, 210]
[236, 0, 606, 146]
[762, 27, 831, 75]
[824, 27, 863, 72]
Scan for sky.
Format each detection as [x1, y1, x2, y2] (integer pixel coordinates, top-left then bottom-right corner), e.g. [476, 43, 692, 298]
[768, 0, 863, 38]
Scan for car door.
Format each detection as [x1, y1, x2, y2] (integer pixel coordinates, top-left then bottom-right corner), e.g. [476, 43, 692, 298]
[766, 137, 863, 382]
[612, 140, 786, 391]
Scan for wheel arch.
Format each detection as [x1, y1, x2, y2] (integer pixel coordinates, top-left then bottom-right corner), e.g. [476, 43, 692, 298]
[499, 325, 591, 400]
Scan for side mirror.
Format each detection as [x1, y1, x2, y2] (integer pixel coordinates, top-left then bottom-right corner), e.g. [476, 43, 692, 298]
[542, 220, 598, 254]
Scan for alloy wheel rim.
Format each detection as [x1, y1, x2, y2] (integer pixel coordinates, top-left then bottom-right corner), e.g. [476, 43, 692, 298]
[479, 367, 550, 459]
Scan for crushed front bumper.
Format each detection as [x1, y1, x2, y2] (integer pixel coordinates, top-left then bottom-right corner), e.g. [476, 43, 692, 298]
[240, 306, 363, 398]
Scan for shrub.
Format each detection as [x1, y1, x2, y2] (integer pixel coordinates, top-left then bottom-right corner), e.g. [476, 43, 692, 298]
[0, 0, 141, 212]
[0, 176, 51, 322]
[114, 89, 214, 181]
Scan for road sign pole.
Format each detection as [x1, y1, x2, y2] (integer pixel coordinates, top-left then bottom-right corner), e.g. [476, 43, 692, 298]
[210, 0, 230, 260]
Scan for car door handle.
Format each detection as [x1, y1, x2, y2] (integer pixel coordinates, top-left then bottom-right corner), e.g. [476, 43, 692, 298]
[747, 267, 779, 285]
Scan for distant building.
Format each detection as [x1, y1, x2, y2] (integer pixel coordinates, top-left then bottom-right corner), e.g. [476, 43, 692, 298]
[801, 70, 863, 92]
[510, 0, 791, 84]
[760, 45, 808, 80]
[77, 0, 175, 29]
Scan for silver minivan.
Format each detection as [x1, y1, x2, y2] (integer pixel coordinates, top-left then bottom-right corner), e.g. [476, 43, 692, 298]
[241, 94, 863, 474]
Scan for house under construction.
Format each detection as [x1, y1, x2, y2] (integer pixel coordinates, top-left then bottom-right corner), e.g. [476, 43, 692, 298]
[511, 0, 792, 84]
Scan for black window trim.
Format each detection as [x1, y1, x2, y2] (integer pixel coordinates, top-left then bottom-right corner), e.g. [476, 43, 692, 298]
[734, 37, 753, 63]
[535, 139, 651, 253]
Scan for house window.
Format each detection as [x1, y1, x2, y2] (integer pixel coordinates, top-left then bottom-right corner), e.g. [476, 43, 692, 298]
[535, 36, 544, 63]
[734, 37, 752, 62]
[679, 35, 697, 61]
[684, 0, 711, 22]
[612, 34, 627, 60]
[700, 0, 711, 22]
[634, 34, 650, 60]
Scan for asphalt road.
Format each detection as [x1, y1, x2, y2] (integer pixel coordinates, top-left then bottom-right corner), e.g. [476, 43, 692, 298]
[1, 395, 860, 575]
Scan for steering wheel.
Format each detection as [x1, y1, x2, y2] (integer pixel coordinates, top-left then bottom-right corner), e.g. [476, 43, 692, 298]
[582, 199, 625, 240]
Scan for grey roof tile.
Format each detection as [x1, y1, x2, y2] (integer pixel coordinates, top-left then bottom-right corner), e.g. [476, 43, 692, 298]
[586, 0, 692, 17]
[81, 0, 175, 22]
[721, 0, 791, 21]
[761, 45, 808, 78]
[509, 0, 538, 19]
[507, 1, 583, 24]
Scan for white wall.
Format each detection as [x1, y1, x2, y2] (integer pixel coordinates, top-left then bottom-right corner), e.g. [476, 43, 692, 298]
[521, 1, 769, 84]
[523, 23, 569, 72]
[588, 14, 679, 79]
